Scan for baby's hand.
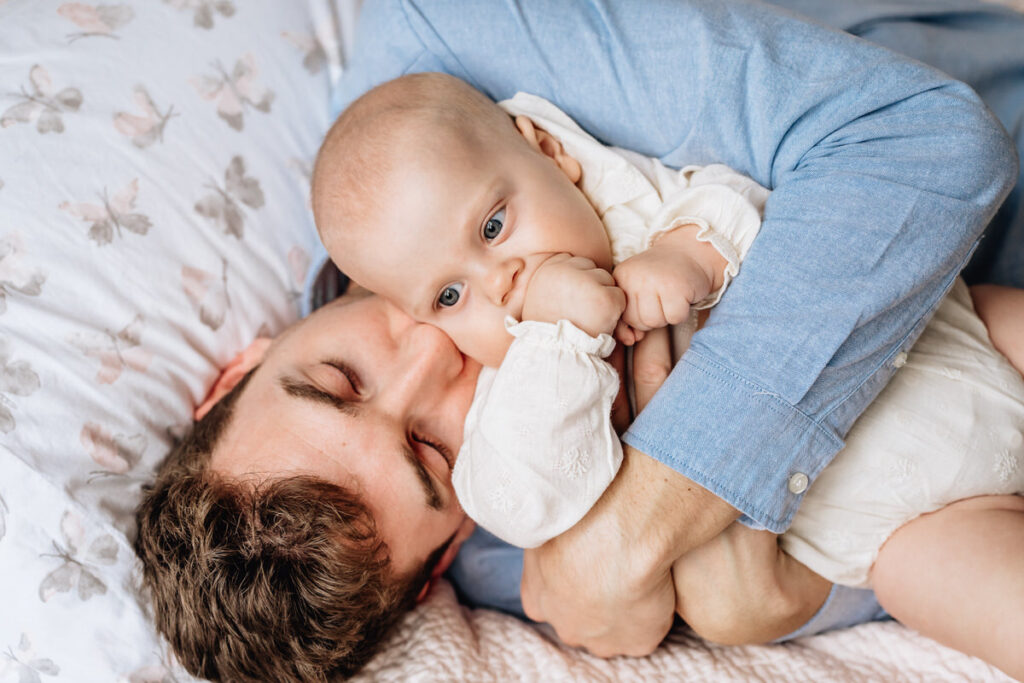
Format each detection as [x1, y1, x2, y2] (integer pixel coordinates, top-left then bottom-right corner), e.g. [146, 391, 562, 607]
[612, 226, 723, 345]
[522, 253, 625, 337]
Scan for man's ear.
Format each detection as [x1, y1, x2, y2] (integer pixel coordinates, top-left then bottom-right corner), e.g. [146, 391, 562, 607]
[514, 115, 582, 184]
[416, 517, 477, 603]
[194, 337, 273, 420]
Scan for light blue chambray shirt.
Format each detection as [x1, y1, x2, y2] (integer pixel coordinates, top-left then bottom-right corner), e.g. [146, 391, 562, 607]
[309, 0, 1023, 627]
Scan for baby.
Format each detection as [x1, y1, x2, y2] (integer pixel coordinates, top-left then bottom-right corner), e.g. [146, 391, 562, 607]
[313, 73, 1024, 675]
[316, 74, 770, 548]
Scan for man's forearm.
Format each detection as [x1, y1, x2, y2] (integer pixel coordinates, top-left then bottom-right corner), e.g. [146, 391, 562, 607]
[605, 445, 739, 579]
[519, 444, 739, 658]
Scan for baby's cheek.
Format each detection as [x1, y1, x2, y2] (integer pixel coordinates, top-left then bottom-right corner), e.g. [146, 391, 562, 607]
[451, 319, 512, 369]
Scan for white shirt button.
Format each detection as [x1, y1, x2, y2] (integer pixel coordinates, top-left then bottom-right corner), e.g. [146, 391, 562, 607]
[788, 472, 809, 495]
[892, 352, 908, 368]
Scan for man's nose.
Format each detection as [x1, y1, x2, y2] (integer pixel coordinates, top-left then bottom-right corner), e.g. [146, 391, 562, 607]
[482, 257, 524, 306]
[383, 321, 461, 411]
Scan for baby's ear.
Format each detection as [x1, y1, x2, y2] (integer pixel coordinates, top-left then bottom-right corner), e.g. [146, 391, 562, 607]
[514, 115, 582, 184]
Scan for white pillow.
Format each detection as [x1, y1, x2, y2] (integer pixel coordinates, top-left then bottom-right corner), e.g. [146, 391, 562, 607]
[0, 1, 357, 678]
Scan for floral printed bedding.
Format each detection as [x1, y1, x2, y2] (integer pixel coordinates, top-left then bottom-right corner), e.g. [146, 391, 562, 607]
[0, 1, 342, 678]
[0, 1, 1017, 681]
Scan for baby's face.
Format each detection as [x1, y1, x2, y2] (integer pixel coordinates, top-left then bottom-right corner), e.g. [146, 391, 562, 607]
[328, 121, 611, 367]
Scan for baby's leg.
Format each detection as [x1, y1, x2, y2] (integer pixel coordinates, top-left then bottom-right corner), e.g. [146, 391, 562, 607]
[872, 494, 1024, 680]
[671, 523, 832, 644]
[971, 284, 1024, 375]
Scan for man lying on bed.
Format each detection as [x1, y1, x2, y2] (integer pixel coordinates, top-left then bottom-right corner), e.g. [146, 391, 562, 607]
[134, 1, 1023, 681]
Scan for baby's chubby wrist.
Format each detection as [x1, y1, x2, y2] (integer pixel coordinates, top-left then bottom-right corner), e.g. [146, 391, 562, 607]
[650, 224, 727, 295]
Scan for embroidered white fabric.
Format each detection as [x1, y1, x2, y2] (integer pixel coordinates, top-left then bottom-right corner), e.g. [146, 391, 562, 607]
[453, 319, 620, 548]
[784, 278, 1024, 586]
[455, 94, 767, 548]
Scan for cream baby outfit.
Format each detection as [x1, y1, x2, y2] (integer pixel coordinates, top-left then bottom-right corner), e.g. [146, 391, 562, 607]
[781, 277, 1024, 585]
[452, 92, 769, 548]
[454, 95, 1024, 585]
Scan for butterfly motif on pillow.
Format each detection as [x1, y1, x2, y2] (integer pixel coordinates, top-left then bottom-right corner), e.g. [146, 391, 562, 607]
[1, 64, 82, 134]
[190, 54, 274, 131]
[282, 30, 327, 74]
[67, 314, 152, 384]
[164, 0, 235, 29]
[2, 634, 60, 681]
[195, 156, 264, 238]
[80, 422, 146, 475]
[113, 85, 176, 148]
[0, 234, 46, 315]
[59, 178, 152, 245]
[38, 511, 118, 602]
[182, 258, 230, 331]
[0, 335, 41, 434]
[57, 2, 135, 42]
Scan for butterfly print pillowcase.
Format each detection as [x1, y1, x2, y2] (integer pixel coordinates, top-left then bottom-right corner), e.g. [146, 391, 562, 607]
[0, 1, 349, 679]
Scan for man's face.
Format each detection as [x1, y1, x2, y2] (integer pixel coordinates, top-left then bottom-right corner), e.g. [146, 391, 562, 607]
[211, 292, 481, 576]
[330, 121, 612, 367]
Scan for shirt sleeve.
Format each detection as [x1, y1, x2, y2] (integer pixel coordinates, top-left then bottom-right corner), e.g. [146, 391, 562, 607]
[452, 319, 622, 549]
[336, 0, 1017, 531]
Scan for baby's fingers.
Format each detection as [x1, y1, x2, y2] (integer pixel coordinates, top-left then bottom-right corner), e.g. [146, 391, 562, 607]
[615, 320, 636, 346]
[622, 291, 667, 331]
[607, 284, 628, 319]
[586, 266, 616, 286]
[661, 292, 693, 327]
[562, 255, 598, 271]
[620, 301, 645, 333]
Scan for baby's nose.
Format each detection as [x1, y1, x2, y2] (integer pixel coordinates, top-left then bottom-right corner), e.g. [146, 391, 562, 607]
[484, 258, 523, 305]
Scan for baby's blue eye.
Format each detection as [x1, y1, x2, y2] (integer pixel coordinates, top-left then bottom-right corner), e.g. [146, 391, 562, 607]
[437, 283, 463, 308]
[483, 208, 505, 241]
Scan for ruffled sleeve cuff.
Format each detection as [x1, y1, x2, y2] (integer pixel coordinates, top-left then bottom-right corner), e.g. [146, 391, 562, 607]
[646, 181, 764, 309]
[505, 316, 616, 358]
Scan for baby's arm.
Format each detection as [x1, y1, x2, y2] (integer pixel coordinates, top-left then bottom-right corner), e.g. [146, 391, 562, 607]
[614, 225, 726, 344]
[614, 164, 769, 344]
[453, 255, 630, 547]
[452, 319, 622, 548]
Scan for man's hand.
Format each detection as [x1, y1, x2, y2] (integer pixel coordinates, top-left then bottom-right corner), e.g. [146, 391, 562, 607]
[520, 327, 740, 657]
[613, 225, 727, 345]
[671, 524, 832, 645]
[522, 253, 625, 337]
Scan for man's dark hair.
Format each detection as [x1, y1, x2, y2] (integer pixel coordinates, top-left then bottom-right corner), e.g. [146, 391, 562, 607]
[134, 367, 449, 681]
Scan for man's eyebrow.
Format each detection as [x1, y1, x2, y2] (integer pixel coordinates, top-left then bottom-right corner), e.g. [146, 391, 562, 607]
[402, 443, 443, 511]
[278, 374, 442, 511]
[278, 375, 358, 416]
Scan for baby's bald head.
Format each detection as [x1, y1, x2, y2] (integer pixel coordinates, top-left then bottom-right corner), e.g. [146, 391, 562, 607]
[311, 73, 519, 274]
